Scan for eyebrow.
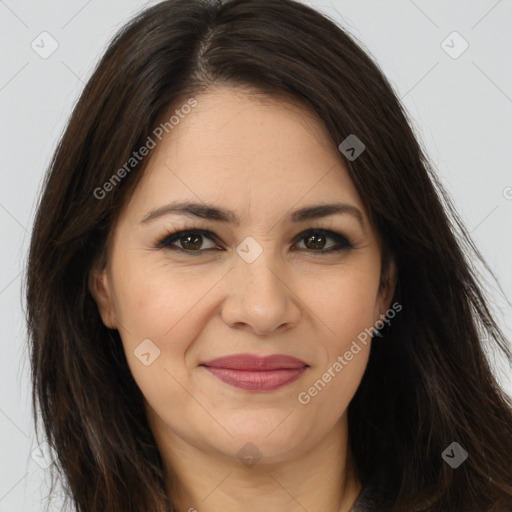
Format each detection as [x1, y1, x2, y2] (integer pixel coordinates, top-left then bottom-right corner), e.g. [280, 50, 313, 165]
[140, 200, 364, 227]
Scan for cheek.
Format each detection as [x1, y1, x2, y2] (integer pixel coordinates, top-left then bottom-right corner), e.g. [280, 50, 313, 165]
[297, 271, 377, 425]
[110, 265, 207, 413]
[111, 247, 203, 335]
[297, 259, 379, 409]
[310, 260, 381, 348]
[299, 345, 369, 435]
[110, 256, 220, 374]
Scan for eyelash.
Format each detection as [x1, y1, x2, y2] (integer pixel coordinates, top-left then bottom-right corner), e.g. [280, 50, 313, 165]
[155, 227, 355, 255]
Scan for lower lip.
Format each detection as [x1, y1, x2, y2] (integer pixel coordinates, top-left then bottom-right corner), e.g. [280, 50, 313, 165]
[203, 366, 308, 391]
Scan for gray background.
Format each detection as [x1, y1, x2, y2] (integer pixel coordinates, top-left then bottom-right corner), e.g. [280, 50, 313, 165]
[1, 0, 511, 510]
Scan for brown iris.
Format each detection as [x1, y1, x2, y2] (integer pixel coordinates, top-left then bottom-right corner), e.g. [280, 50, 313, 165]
[303, 232, 326, 250]
[180, 234, 203, 250]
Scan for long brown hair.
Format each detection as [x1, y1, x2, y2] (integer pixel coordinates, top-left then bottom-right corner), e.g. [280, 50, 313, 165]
[25, 0, 512, 511]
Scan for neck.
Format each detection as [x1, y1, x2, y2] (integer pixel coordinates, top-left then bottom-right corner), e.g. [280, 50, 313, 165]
[155, 414, 362, 512]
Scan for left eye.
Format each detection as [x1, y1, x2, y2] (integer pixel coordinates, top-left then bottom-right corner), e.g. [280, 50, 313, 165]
[295, 230, 352, 252]
[156, 228, 354, 254]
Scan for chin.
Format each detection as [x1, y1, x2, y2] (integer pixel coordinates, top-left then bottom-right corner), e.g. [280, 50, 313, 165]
[205, 420, 312, 466]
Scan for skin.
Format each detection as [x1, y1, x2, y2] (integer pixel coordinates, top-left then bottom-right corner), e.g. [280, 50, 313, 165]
[90, 86, 396, 512]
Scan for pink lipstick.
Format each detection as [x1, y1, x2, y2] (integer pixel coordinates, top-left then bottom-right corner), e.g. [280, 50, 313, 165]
[200, 354, 309, 391]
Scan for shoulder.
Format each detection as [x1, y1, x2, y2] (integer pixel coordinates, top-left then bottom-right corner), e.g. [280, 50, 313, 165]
[349, 485, 383, 512]
[349, 485, 434, 512]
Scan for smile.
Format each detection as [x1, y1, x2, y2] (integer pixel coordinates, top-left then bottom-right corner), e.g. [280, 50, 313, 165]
[200, 353, 309, 391]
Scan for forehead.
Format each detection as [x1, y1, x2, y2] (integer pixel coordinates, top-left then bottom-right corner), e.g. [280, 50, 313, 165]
[122, 86, 367, 223]
[159, 86, 337, 166]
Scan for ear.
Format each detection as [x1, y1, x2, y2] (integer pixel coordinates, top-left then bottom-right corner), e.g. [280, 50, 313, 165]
[88, 267, 118, 329]
[377, 257, 397, 315]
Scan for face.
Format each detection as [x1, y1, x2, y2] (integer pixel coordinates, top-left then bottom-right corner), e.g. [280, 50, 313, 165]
[90, 86, 395, 467]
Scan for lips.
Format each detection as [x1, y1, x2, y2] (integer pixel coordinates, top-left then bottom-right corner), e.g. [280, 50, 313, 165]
[201, 354, 308, 370]
[200, 354, 309, 391]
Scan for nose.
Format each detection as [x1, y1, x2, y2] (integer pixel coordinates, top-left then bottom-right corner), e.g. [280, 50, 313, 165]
[220, 246, 301, 336]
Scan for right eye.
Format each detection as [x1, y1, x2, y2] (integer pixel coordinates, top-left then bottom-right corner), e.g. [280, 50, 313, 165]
[156, 229, 220, 254]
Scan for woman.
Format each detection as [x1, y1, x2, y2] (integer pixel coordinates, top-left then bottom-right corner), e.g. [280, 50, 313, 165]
[25, 0, 512, 511]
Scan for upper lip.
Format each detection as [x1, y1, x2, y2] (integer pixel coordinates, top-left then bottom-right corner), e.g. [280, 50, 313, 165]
[200, 354, 309, 371]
